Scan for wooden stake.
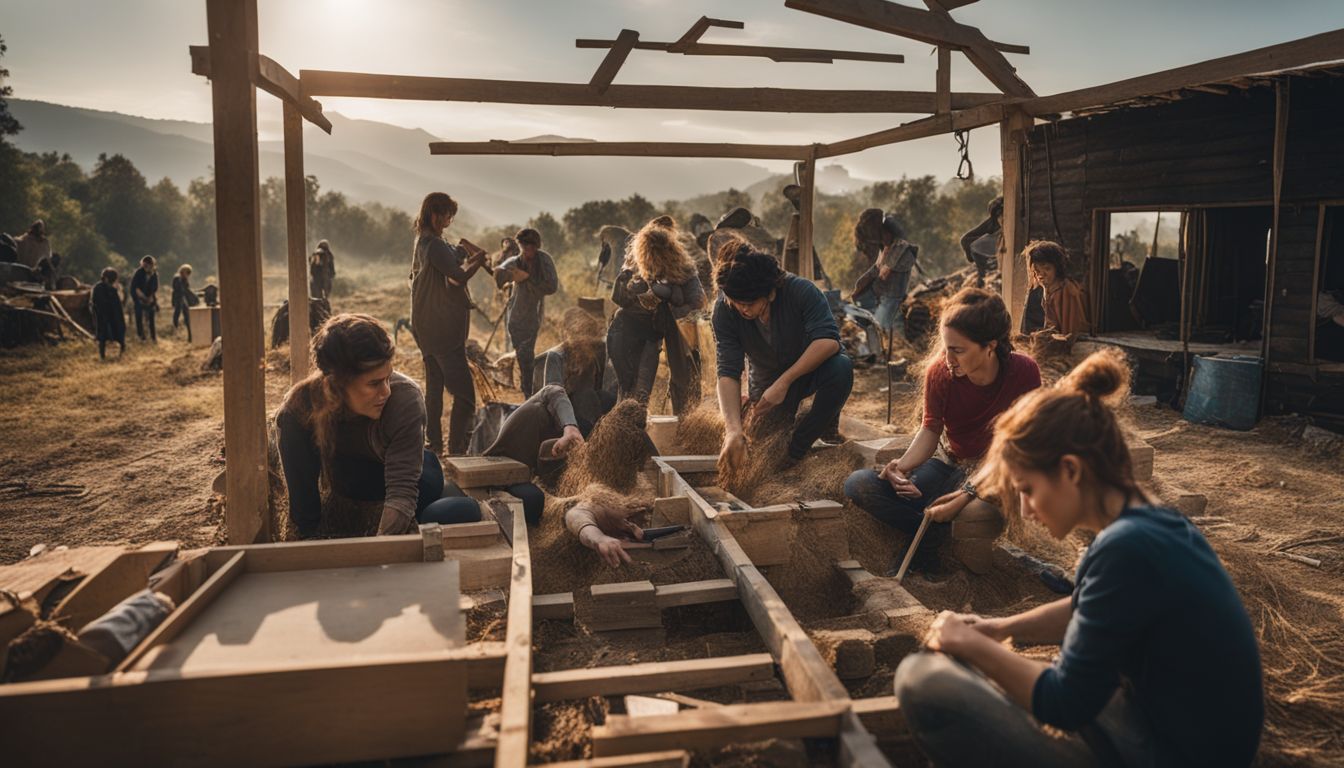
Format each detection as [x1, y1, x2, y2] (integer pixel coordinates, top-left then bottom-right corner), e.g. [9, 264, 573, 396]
[893, 513, 931, 583]
[495, 504, 532, 768]
[797, 149, 817, 281]
[282, 101, 310, 384]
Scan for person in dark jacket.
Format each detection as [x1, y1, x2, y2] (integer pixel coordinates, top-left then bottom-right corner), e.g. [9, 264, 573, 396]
[171, 264, 198, 341]
[409, 193, 488, 455]
[534, 306, 617, 433]
[309, 240, 336, 300]
[495, 228, 559, 398]
[130, 256, 159, 343]
[628, 216, 706, 415]
[277, 313, 482, 539]
[90, 267, 127, 359]
[894, 349, 1263, 768]
[713, 240, 853, 468]
[853, 215, 917, 336]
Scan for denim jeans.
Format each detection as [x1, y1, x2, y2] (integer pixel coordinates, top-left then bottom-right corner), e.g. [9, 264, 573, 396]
[768, 352, 853, 460]
[444, 480, 545, 526]
[844, 457, 964, 537]
[335, 448, 483, 526]
[894, 652, 1165, 768]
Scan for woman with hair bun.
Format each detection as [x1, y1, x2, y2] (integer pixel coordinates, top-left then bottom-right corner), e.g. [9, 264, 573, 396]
[277, 313, 482, 539]
[893, 349, 1263, 768]
[844, 287, 1040, 574]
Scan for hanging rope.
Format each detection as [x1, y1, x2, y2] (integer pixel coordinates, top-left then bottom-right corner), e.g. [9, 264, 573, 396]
[954, 130, 974, 181]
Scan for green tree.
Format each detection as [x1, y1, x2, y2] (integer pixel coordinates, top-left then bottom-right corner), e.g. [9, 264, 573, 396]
[89, 153, 151, 258]
[0, 35, 20, 141]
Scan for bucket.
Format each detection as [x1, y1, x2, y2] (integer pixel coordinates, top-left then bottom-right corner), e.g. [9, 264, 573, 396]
[1183, 354, 1263, 430]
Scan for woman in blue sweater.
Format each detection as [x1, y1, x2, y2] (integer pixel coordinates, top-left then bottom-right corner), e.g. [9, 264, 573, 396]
[895, 349, 1263, 767]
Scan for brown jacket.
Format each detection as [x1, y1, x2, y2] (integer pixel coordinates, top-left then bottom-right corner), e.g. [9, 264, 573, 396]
[1044, 278, 1091, 335]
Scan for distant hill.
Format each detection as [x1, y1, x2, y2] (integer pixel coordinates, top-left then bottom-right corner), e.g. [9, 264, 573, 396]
[8, 100, 872, 225]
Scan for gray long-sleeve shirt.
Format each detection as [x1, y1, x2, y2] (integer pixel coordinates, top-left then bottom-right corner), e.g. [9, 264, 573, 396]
[410, 234, 473, 355]
[483, 384, 578, 473]
[496, 251, 559, 335]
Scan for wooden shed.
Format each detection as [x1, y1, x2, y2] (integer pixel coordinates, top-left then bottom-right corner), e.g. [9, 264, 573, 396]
[1019, 63, 1344, 428]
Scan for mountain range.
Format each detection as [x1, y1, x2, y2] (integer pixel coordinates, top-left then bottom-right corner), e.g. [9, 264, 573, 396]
[10, 99, 873, 226]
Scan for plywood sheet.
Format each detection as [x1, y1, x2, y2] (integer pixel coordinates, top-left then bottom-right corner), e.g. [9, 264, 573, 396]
[133, 560, 463, 672]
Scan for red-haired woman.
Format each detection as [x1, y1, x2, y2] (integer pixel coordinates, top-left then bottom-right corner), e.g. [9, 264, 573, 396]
[894, 350, 1263, 767]
[277, 314, 482, 538]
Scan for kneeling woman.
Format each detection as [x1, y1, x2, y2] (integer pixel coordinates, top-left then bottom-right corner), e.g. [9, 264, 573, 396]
[894, 350, 1263, 767]
[278, 314, 482, 538]
[845, 287, 1040, 573]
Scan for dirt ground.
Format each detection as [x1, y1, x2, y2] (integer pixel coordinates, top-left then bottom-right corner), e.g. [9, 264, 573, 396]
[2, 282, 1342, 766]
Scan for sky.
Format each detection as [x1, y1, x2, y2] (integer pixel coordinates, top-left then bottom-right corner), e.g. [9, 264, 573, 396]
[4, 0, 1344, 183]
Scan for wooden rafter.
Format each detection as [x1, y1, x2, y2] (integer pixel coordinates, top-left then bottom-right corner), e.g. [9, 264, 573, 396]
[817, 100, 1008, 157]
[576, 38, 905, 65]
[300, 70, 1000, 113]
[1022, 27, 1344, 116]
[589, 28, 640, 93]
[189, 45, 332, 133]
[784, 0, 1035, 97]
[670, 15, 743, 52]
[428, 140, 813, 161]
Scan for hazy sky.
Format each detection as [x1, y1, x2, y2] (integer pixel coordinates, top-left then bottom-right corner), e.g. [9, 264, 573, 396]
[5, 0, 1344, 182]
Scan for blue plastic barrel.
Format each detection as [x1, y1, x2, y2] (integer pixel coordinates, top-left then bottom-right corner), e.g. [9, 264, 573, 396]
[1183, 354, 1263, 430]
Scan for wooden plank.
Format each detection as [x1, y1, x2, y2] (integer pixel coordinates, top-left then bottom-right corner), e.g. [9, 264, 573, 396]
[546, 752, 689, 768]
[534, 592, 575, 621]
[590, 29, 640, 94]
[117, 551, 246, 672]
[784, 0, 1035, 97]
[52, 541, 178, 630]
[592, 701, 847, 757]
[190, 45, 332, 133]
[797, 150, 816, 281]
[204, 535, 423, 573]
[0, 653, 467, 767]
[577, 37, 905, 64]
[208, 0, 270, 545]
[300, 70, 1002, 114]
[0, 546, 128, 604]
[653, 579, 738, 609]
[444, 456, 532, 488]
[1000, 107, 1032, 325]
[429, 140, 812, 161]
[588, 580, 661, 631]
[495, 505, 532, 768]
[669, 16, 744, 53]
[851, 695, 905, 736]
[282, 101, 310, 384]
[936, 45, 952, 114]
[1023, 28, 1344, 116]
[656, 455, 719, 473]
[533, 654, 775, 703]
[818, 96, 1006, 159]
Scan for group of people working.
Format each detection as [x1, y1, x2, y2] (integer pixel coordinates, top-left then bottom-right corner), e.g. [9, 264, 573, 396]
[271, 189, 1262, 768]
[88, 257, 200, 357]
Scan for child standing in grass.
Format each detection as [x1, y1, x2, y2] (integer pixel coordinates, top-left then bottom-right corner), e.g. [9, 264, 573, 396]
[90, 267, 126, 359]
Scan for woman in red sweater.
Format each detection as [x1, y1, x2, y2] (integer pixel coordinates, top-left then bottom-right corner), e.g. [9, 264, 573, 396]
[844, 288, 1041, 574]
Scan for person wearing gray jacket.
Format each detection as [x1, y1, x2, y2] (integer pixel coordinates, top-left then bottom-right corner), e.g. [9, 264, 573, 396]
[495, 227, 559, 399]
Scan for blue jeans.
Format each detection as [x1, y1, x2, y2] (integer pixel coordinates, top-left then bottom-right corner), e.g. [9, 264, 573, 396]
[336, 448, 483, 526]
[894, 653, 1163, 768]
[875, 293, 906, 334]
[766, 353, 853, 460]
[444, 480, 545, 527]
[844, 458, 963, 540]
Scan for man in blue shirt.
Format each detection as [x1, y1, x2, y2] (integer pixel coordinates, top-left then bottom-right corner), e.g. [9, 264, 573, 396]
[712, 240, 853, 469]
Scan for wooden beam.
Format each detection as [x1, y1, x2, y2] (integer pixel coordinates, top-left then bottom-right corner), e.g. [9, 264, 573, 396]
[547, 753, 689, 768]
[669, 16, 744, 53]
[592, 701, 847, 757]
[797, 149, 816, 281]
[784, 0, 1034, 97]
[282, 101, 310, 384]
[532, 654, 775, 703]
[117, 551, 245, 672]
[189, 45, 332, 133]
[654, 455, 719, 473]
[936, 45, 952, 114]
[1024, 28, 1344, 116]
[429, 140, 812, 161]
[576, 38, 905, 64]
[653, 578, 738, 609]
[999, 107, 1033, 326]
[1261, 81, 1290, 372]
[817, 101, 1006, 157]
[300, 70, 1001, 113]
[495, 503, 532, 768]
[207, 0, 270, 545]
[590, 29, 640, 94]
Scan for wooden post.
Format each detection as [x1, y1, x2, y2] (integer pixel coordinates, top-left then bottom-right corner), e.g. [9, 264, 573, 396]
[797, 148, 816, 281]
[999, 107, 1032, 325]
[207, 0, 270, 544]
[283, 102, 310, 384]
[935, 46, 951, 115]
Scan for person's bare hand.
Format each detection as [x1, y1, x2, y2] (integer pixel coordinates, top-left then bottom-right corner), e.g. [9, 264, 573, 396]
[925, 490, 971, 522]
[878, 461, 920, 498]
[596, 539, 631, 568]
[879, 265, 892, 281]
[958, 614, 1009, 642]
[755, 379, 788, 414]
[553, 425, 584, 457]
[925, 611, 983, 656]
[719, 430, 748, 473]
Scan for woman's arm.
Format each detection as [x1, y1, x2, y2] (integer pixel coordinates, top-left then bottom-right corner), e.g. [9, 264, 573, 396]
[927, 611, 1050, 710]
[377, 386, 426, 535]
